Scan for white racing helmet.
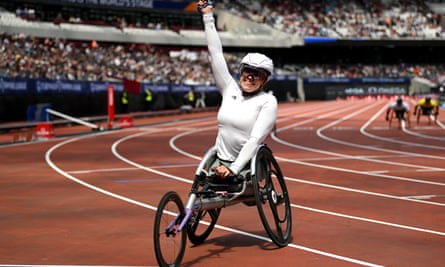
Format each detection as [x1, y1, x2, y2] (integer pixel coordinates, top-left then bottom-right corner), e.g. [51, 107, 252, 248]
[240, 53, 274, 78]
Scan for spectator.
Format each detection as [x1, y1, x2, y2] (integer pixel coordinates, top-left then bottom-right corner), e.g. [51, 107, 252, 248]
[121, 91, 128, 113]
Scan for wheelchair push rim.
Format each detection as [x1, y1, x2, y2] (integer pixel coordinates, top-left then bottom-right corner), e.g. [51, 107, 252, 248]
[252, 146, 292, 247]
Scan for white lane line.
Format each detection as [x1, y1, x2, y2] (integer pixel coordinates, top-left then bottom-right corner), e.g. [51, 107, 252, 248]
[401, 119, 406, 129]
[285, 176, 445, 208]
[437, 118, 445, 129]
[277, 155, 445, 188]
[67, 164, 197, 174]
[167, 121, 445, 208]
[68, 167, 140, 174]
[272, 130, 445, 186]
[213, 222, 386, 267]
[297, 154, 413, 161]
[277, 101, 354, 124]
[315, 101, 445, 166]
[110, 131, 194, 184]
[402, 194, 445, 200]
[415, 168, 445, 173]
[274, 102, 445, 177]
[63, 154, 445, 205]
[361, 102, 445, 150]
[276, 102, 363, 132]
[293, 204, 445, 236]
[402, 127, 445, 141]
[167, 112, 445, 205]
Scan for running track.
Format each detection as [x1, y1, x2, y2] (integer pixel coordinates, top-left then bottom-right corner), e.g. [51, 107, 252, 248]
[1, 99, 444, 267]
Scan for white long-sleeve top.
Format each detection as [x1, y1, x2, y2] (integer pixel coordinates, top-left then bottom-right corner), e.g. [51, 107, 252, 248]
[389, 101, 410, 111]
[203, 13, 277, 175]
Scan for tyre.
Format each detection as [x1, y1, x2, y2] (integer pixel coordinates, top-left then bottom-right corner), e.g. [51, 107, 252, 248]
[187, 149, 221, 245]
[187, 208, 221, 245]
[252, 146, 292, 247]
[153, 191, 187, 267]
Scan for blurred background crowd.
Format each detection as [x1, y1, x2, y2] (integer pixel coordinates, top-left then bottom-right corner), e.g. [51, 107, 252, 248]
[1, 32, 445, 86]
[0, 0, 445, 84]
[224, 0, 445, 38]
[1, 0, 445, 86]
[1, 0, 445, 122]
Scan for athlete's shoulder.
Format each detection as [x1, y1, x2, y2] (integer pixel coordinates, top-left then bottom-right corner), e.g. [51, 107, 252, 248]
[261, 91, 278, 103]
[403, 102, 410, 109]
[431, 99, 439, 106]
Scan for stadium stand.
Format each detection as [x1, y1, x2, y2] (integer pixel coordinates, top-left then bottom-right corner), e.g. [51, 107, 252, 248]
[225, 0, 445, 39]
[1, 0, 444, 125]
[0, 0, 444, 82]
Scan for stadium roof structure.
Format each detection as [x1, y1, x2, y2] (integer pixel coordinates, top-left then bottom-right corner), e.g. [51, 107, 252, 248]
[0, 6, 301, 48]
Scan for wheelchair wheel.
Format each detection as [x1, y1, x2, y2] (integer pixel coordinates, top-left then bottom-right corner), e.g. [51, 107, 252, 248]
[153, 191, 187, 267]
[187, 147, 221, 245]
[252, 146, 292, 247]
[388, 114, 393, 128]
[187, 208, 221, 245]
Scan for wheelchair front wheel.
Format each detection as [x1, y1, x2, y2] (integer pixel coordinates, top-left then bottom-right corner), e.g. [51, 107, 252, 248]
[252, 146, 292, 247]
[153, 191, 187, 267]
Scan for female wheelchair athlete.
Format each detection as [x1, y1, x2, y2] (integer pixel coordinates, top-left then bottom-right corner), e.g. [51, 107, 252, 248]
[153, 144, 292, 267]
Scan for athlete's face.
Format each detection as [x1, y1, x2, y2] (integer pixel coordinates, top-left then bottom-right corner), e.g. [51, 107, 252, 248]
[239, 67, 267, 93]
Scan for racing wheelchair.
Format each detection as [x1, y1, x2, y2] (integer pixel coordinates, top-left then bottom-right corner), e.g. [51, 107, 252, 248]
[415, 107, 438, 125]
[387, 109, 410, 129]
[153, 144, 292, 267]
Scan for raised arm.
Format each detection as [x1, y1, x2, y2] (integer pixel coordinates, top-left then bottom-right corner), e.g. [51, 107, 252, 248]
[200, 1, 236, 93]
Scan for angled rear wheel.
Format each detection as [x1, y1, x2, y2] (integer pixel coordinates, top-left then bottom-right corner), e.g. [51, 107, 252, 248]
[252, 146, 292, 247]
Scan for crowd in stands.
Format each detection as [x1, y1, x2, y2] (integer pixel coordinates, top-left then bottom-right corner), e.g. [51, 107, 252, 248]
[298, 63, 445, 84]
[1, 32, 445, 86]
[6, 0, 445, 39]
[0, 33, 231, 85]
[9, 2, 193, 31]
[224, 0, 445, 38]
[2, 0, 445, 86]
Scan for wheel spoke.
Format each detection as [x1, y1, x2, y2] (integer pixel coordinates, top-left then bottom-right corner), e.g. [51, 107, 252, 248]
[154, 191, 187, 267]
[253, 145, 292, 247]
[187, 208, 220, 245]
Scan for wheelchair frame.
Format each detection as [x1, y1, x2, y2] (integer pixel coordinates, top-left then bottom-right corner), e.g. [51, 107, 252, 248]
[388, 109, 410, 129]
[416, 107, 437, 125]
[153, 144, 292, 267]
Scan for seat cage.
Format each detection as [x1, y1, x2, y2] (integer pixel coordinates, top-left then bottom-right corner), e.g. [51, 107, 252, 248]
[190, 144, 269, 209]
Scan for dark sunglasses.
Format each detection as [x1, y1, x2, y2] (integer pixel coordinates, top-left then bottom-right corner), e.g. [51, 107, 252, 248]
[240, 66, 267, 80]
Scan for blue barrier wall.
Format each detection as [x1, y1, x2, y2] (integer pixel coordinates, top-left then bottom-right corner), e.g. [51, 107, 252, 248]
[303, 77, 411, 100]
[0, 75, 303, 94]
[0, 76, 411, 122]
[0, 78, 220, 94]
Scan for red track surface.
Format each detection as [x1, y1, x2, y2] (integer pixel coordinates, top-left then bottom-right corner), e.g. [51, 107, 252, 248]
[1, 100, 444, 267]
